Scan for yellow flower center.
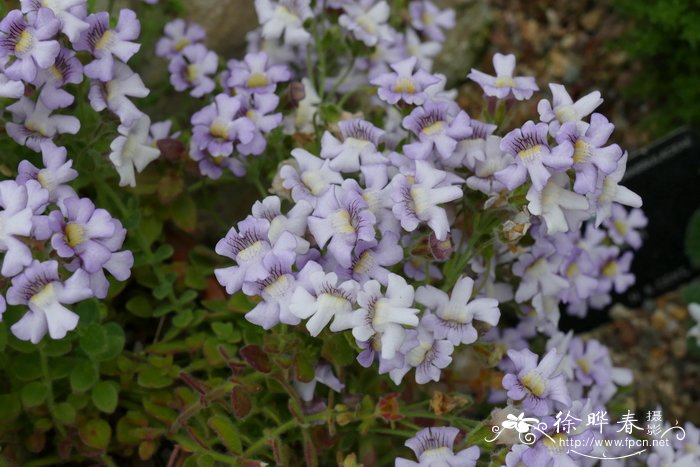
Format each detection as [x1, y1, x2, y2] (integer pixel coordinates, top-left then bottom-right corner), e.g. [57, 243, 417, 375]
[174, 38, 190, 52]
[410, 185, 430, 215]
[186, 64, 199, 83]
[577, 357, 591, 374]
[65, 223, 86, 248]
[247, 72, 269, 89]
[356, 15, 377, 34]
[95, 30, 114, 50]
[566, 262, 579, 278]
[15, 30, 34, 54]
[30, 283, 55, 307]
[264, 274, 290, 298]
[331, 210, 355, 234]
[394, 77, 416, 94]
[521, 372, 546, 397]
[573, 140, 590, 164]
[422, 121, 445, 136]
[602, 260, 618, 278]
[210, 121, 229, 139]
[495, 76, 515, 88]
[517, 145, 542, 162]
[614, 220, 628, 236]
[238, 240, 263, 262]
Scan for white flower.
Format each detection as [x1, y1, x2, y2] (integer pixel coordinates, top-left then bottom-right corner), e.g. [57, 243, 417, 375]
[109, 113, 161, 187]
[538, 83, 603, 133]
[593, 152, 642, 226]
[340, 273, 419, 360]
[527, 173, 589, 234]
[338, 0, 392, 47]
[255, 0, 312, 46]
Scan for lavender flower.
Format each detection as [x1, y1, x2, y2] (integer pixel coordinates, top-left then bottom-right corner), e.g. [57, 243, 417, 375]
[20, 0, 89, 44]
[293, 362, 345, 402]
[604, 205, 647, 249]
[556, 113, 623, 194]
[7, 260, 92, 343]
[108, 113, 161, 187]
[390, 160, 462, 241]
[0, 8, 60, 82]
[17, 143, 77, 202]
[494, 121, 573, 191]
[396, 427, 480, 467]
[538, 83, 603, 133]
[6, 97, 80, 152]
[254, 0, 313, 46]
[592, 152, 642, 226]
[346, 232, 403, 285]
[502, 348, 571, 416]
[0, 56, 25, 98]
[416, 276, 500, 345]
[226, 51, 291, 94]
[307, 184, 376, 268]
[236, 93, 283, 156]
[289, 261, 359, 336]
[48, 197, 116, 273]
[191, 94, 256, 158]
[320, 119, 385, 172]
[88, 61, 149, 126]
[280, 148, 343, 206]
[155, 19, 205, 58]
[251, 195, 312, 254]
[215, 216, 271, 294]
[168, 44, 217, 97]
[466, 135, 513, 195]
[371, 57, 440, 105]
[338, 0, 392, 47]
[467, 53, 538, 100]
[33, 47, 83, 109]
[389, 326, 454, 384]
[512, 241, 569, 305]
[409, 1, 455, 42]
[75, 9, 141, 81]
[526, 173, 589, 234]
[597, 247, 634, 294]
[402, 102, 472, 160]
[0, 180, 36, 277]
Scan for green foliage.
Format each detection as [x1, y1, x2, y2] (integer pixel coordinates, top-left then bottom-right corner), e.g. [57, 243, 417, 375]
[613, 0, 700, 135]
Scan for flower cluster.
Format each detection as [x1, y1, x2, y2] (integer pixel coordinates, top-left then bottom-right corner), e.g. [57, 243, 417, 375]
[0, 2, 161, 187]
[0, 144, 132, 343]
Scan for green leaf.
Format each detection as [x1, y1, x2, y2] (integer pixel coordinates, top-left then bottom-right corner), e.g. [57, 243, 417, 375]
[21, 382, 49, 408]
[139, 216, 163, 249]
[95, 323, 125, 361]
[49, 356, 77, 381]
[0, 323, 7, 352]
[74, 299, 100, 324]
[153, 244, 174, 262]
[80, 323, 108, 358]
[171, 195, 197, 232]
[79, 419, 112, 450]
[319, 103, 342, 123]
[211, 322, 234, 340]
[54, 402, 76, 424]
[9, 353, 42, 381]
[137, 367, 173, 389]
[91, 381, 119, 414]
[44, 338, 72, 357]
[126, 295, 154, 318]
[70, 360, 99, 392]
[207, 414, 242, 454]
[173, 309, 194, 328]
[0, 394, 21, 421]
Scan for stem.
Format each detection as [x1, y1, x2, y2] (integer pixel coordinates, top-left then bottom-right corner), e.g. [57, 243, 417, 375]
[241, 410, 333, 458]
[39, 346, 66, 437]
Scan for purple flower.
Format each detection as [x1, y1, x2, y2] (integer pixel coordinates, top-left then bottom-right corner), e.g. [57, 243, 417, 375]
[226, 51, 291, 94]
[512, 241, 569, 305]
[338, 0, 392, 47]
[538, 83, 602, 133]
[604, 205, 647, 249]
[402, 101, 472, 160]
[0, 56, 25, 98]
[7, 260, 92, 343]
[526, 173, 589, 234]
[168, 44, 217, 97]
[17, 143, 77, 203]
[6, 97, 80, 152]
[191, 94, 256, 158]
[456, 119, 498, 170]
[396, 427, 480, 467]
[417, 276, 500, 345]
[33, 46, 83, 109]
[0, 8, 60, 82]
[556, 113, 623, 194]
[321, 119, 385, 172]
[155, 19, 205, 58]
[75, 9, 141, 82]
[409, 1, 455, 42]
[371, 57, 441, 105]
[0, 180, 37, 277]
[465, 135, 513, 195]
[597, 247, 634, 294]
[390, 160, 463, 240]
[88, 61, 149, 126]
[568, 337, 612, 387]
[293, 362, 345, 402]
[254, 0, 313, 46]
[289, 261, 359, 336]
[345, 232, 403, 284]
[307, 184, 376, 268]
[280, 148, 343, 206]
[189, 143, 245, 179]
[494, 121, 573, 191]
[215, 216, 271, 294]
[109, 113, 160, 187]
[389, 326, 454, 384]
[48, 197, 116, 273]
[502, 348, 571, 416]
[20, 0, 89, 44]
[241, 233, 301, 329]
[467, 53, 538, 100]
[251, 195, 312, 254]
[236, 93, 283, 156]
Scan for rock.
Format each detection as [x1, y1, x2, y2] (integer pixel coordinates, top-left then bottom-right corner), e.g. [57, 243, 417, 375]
[183, 0, 258, 56]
